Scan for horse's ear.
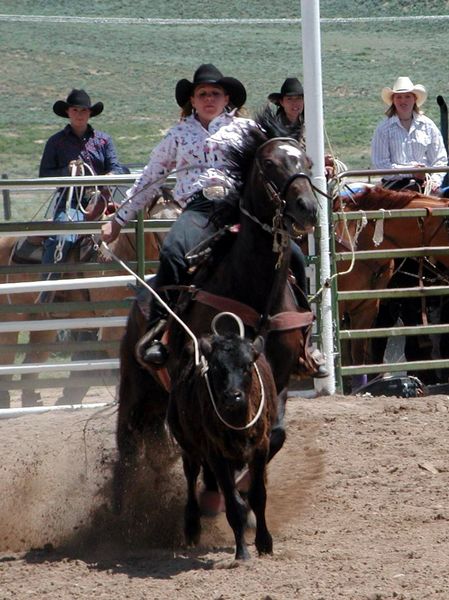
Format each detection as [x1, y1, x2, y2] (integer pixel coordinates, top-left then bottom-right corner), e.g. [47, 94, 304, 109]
[199, 337, 212, 357]
[252, 335, 265, 359]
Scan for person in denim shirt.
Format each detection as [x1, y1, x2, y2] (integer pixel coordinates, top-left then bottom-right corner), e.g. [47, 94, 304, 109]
[40, 88, 126, 264]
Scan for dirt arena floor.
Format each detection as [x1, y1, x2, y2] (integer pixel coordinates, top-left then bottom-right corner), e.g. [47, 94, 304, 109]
[1, 386, 448, 600]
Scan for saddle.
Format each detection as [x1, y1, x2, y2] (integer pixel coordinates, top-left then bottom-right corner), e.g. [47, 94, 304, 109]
[11, 234, 99, 265]
[11, 236, 46, 264]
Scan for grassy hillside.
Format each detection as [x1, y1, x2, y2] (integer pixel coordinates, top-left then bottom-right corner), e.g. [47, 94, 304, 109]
[1, 1, 449, 185]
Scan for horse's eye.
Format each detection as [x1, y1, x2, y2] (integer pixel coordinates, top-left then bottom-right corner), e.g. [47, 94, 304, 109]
[263, 159, 275, 169]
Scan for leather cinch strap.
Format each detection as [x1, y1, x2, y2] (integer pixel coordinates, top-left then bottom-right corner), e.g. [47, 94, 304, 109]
[194, 290, 314, 332]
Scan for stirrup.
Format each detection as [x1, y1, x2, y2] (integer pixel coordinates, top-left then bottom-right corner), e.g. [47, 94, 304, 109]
[135, 319, 168, 368]
[309, 348, 329, 379]
[142, 340, 169, 366]
[295, 347, 329, 379]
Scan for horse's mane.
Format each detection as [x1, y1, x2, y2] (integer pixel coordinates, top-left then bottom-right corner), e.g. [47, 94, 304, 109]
[225, 106, 294, 204]
[348, 185, 449, 211]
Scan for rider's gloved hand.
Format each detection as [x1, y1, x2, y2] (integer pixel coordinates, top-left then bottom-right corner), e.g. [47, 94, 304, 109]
[209, 200, 239, 229]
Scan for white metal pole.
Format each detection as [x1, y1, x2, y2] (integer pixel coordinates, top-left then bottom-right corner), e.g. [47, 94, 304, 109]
[300, 0, 335, 394]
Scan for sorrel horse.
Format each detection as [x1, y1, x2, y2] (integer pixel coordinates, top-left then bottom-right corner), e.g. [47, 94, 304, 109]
[114, 108, 320, 516]
[0, 196, 180, 408]
[334, 185, 449, 385]
[168, 328, 277, 561]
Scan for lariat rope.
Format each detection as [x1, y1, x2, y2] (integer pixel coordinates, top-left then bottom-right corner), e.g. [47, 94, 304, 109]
[308, 188, 366, 303]
[201, 312, 266, 431]
[101, 241, 202, 367]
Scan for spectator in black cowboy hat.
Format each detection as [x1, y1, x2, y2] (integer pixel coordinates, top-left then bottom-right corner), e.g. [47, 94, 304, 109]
[39, 89, 127, 403]
[39, 88, 127, 266]
[268, 77, 305, 144]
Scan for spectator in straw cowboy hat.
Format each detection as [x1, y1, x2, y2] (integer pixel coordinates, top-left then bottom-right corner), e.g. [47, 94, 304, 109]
[370, 77, 449, 376]
[268, 77, 305, 144]
[371, 76, 447, 194]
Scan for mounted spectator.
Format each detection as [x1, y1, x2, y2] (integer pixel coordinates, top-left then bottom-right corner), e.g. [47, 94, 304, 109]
[371, 76, 447, 194]
[39, 88, 127, 266]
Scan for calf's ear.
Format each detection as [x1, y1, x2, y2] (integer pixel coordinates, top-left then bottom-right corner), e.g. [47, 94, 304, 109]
[253, 335, 265, 358]
[199, 337, 212, 357]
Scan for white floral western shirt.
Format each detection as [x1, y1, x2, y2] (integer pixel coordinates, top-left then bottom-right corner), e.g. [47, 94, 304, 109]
[114, 110, 256, 226]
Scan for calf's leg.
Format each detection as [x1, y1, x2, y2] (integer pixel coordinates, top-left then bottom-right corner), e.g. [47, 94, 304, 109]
[182, 453, 202, 546]
[210, 454, 250, 561]
[248, 449, 272, 555]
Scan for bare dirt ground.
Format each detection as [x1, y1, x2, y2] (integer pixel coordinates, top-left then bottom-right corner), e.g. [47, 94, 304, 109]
[1, 387, 448, 600]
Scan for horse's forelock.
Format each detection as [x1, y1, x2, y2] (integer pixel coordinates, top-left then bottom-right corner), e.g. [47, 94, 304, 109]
[225, 106, 298, 201]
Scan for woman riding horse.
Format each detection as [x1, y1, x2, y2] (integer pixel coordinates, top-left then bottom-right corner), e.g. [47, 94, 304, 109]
[102, 63, 326, 378]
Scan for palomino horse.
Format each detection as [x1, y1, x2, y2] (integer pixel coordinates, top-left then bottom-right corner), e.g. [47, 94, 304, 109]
[334, 186, 449, 386]
[113, 108, 320, 516]
[0, 196, 180, 408]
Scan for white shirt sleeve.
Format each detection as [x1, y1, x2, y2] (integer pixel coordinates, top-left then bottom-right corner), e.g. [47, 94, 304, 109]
[115, 132, 178, 226]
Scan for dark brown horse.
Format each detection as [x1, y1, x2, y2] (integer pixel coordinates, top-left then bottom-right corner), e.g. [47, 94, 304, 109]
[334, 185, 449, 386]
[114, 109, 320, 517]
[169, 330, 277, 561]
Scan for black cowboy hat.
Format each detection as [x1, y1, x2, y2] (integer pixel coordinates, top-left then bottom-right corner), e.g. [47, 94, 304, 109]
[53, 89, 104, 118]
[175, 63, 247, 109]
[268, 78, 304, 105]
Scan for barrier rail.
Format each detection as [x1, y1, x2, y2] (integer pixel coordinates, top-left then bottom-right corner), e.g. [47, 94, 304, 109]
[2, 170, 449, 405]
[331, 166, 449, 392]
[0, 174, 177, 409]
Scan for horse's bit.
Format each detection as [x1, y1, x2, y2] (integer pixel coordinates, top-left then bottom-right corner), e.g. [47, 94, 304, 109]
[239, 137, 314, 262]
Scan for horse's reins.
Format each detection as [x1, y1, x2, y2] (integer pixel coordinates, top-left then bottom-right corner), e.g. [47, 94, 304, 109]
[238, 137, 324, 324]
[242, 136, 325, 248]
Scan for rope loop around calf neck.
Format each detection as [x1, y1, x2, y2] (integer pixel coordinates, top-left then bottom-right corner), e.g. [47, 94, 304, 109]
[202, 359, 266, 432]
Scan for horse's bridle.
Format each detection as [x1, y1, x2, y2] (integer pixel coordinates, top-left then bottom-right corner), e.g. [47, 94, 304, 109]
[239, 137, 317, 261]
